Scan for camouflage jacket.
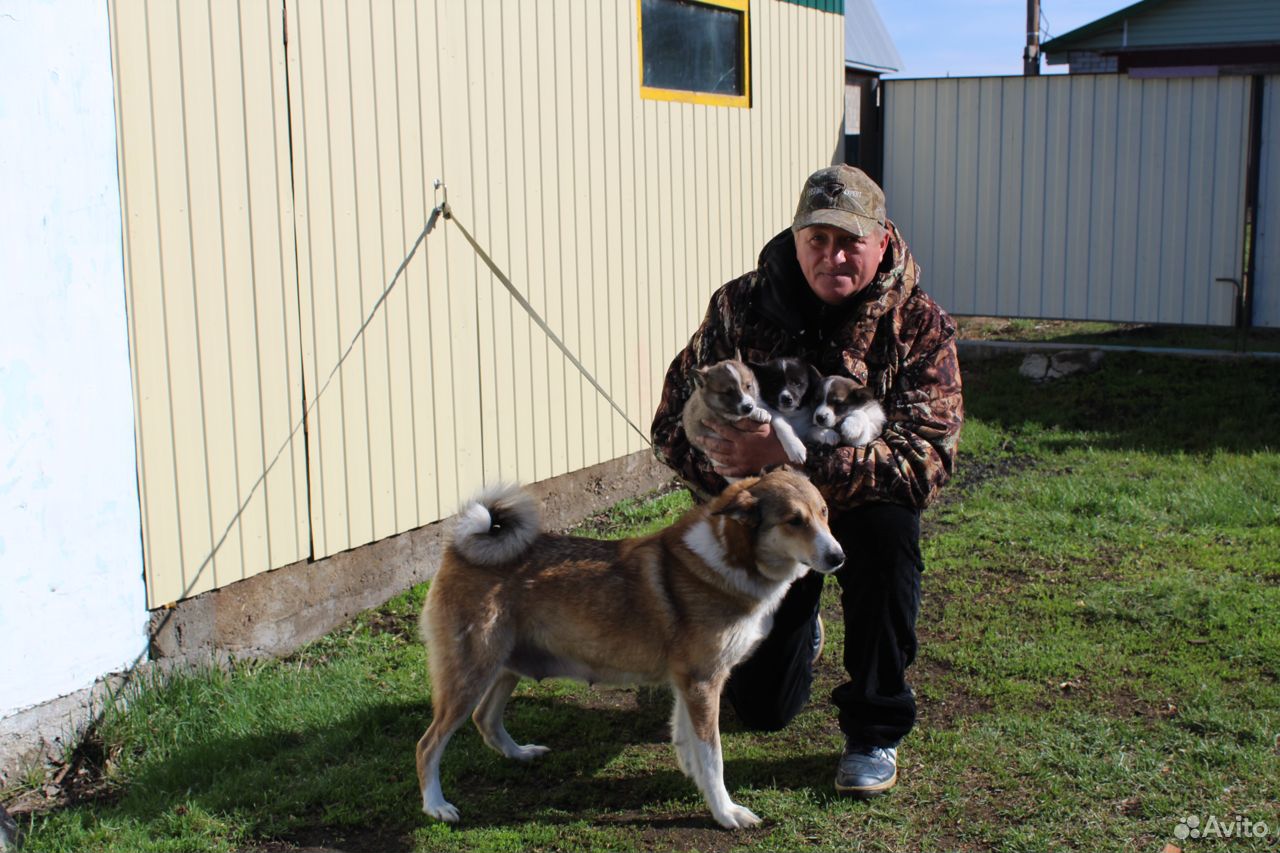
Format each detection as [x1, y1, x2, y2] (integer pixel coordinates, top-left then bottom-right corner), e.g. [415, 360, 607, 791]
[650, 223, 963, 513]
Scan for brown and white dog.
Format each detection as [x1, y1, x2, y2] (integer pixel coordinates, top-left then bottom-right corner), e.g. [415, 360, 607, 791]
[416, 469, 844, 829]
[811, 376, 887, 448]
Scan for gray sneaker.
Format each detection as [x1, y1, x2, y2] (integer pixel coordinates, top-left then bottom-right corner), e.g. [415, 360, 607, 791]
[834, 743, 898, 797]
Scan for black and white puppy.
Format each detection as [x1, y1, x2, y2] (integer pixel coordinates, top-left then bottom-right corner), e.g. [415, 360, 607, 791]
[811, 376, 887, 448]
[750, 357, 824, 464]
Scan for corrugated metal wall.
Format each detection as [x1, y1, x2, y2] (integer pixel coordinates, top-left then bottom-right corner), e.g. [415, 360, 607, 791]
[111, 0, 843, 602]
[883, 74, 1250, 326]
[110, 0, 310, 606]
[1256, 75, 1280, 329]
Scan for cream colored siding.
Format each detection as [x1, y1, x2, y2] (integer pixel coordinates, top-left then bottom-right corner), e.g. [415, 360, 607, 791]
[110, 0, 309, 607]
[884, 74, 1249, 326]
[111, 0, 842, 595]
[288, 0, 841, 558]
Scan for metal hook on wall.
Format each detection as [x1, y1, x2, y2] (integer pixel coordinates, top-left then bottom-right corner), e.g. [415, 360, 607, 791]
[426, 178, 450, 234]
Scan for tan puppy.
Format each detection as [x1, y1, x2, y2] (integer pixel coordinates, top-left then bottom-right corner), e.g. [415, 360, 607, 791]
[416, 469, 844, 829]
[681, 356, 772, 462]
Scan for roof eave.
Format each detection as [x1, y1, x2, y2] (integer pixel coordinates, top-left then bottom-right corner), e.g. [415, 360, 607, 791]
[1041, 0, 1171, 53]
[844, 59, 899, 74]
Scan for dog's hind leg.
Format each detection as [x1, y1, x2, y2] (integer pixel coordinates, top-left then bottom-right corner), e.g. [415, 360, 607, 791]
[675, 677, 761, 830]
[473, 669, 550, 761]
[417, 665, 499, 823]
[669, 689, 697, 779]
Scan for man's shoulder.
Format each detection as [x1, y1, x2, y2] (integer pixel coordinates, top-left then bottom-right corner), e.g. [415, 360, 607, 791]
[707, 270, 762, 319]
[893, 284, 958, 358]
[716, 269, 760, 299]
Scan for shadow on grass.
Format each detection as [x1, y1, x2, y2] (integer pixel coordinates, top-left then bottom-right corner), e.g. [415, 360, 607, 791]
[106, 689, 837, 845]
[962, 352, 1280, 455]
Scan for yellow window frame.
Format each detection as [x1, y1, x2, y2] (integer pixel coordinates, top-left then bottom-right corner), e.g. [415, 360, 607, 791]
[638, 0, 751, 108]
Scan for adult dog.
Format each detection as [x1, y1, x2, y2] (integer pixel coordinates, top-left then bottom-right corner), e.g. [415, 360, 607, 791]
[416, 469, 844, 829]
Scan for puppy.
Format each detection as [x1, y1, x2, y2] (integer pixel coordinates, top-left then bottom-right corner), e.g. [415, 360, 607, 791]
[681, 356, 771, 466]
[416, 469, 845, 829]
[750, 357, 825, 464]
[811, 376, 887, 448]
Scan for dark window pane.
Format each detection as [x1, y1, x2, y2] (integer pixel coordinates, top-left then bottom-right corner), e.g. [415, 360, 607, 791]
[642, 0, 744, 96]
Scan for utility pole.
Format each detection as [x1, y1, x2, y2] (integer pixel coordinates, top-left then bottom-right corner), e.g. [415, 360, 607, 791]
[1024, 0, 1041, 75]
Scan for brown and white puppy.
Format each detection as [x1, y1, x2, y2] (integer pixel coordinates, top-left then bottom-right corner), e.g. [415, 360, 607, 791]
[416, 469, 844, 830]
[811, 375, 887, 448]
[681, 357, 771, 465]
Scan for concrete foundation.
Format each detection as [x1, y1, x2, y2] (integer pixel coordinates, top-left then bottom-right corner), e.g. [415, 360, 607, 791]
[1, 450, 674, 784]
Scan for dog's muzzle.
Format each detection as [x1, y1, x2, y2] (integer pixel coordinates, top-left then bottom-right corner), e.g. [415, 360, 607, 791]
[815, 541, 845, 574]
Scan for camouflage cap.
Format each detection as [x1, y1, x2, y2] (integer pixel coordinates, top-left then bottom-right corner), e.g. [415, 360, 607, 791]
[791, 164, 886, 237]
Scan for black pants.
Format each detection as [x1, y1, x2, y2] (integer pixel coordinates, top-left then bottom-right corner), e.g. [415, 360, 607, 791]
[724, 502, 923, 748]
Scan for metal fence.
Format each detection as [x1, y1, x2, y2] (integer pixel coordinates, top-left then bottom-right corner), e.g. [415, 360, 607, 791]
[1256, 75, 1280, 328]
[882, 74, 1266, 328]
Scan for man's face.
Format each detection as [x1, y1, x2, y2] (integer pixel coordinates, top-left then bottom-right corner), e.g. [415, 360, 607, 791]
[793, 224, 890, 305]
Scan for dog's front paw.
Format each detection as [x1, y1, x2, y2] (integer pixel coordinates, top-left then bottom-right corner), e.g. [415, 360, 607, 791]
[839, 414, 876, 447]
[423, 799, 461, 823]
[812, 427, 840, 446]
[713, 802, 762, 830]
[783, 444, 807, 464]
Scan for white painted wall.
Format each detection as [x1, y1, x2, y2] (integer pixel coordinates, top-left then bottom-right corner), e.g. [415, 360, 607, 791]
[0, 0, 146, 718]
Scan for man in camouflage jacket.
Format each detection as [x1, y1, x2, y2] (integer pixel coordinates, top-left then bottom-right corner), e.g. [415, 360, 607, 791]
[650, 165, 962, 797]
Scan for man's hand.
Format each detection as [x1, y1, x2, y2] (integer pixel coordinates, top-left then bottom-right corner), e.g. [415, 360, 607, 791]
[696, 417, 794, 478]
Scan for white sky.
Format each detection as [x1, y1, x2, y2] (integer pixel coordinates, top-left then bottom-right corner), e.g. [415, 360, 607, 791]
[876, 0, 1133, 79]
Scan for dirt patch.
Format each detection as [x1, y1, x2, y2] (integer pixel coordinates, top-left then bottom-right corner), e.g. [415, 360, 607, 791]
[909, 657, 994, 731]
[562, 478, 687, 537]
[597, 810, 758, 852]
[956, 316, 1144, 342]
[1033, 678, 1181, 723]
[2, 725, 120, 821]
[363, 610, 417, 642]
[241, 827, 414, 853]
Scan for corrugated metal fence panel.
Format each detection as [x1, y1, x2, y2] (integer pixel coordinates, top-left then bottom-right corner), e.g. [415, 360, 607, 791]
[286, 0, 843, 558]
[110, 0, 309, 607]
[884, 75, 1249, 326]
[1256, 75, 1280, 329]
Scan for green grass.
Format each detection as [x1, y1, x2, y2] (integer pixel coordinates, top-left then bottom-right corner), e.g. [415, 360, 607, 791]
[6, 352, 1280, 852]
[956, 315, 1280, 353]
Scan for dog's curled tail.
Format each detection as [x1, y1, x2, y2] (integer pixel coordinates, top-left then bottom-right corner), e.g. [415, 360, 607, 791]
[449, 483, 541, 565]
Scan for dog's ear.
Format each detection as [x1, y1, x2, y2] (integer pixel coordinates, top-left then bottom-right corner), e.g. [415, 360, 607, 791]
[712, 488, 760, 528]
[690, 366, 708, 389]
[732, 347, 744, 363]
[800, 364, 824, 403]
